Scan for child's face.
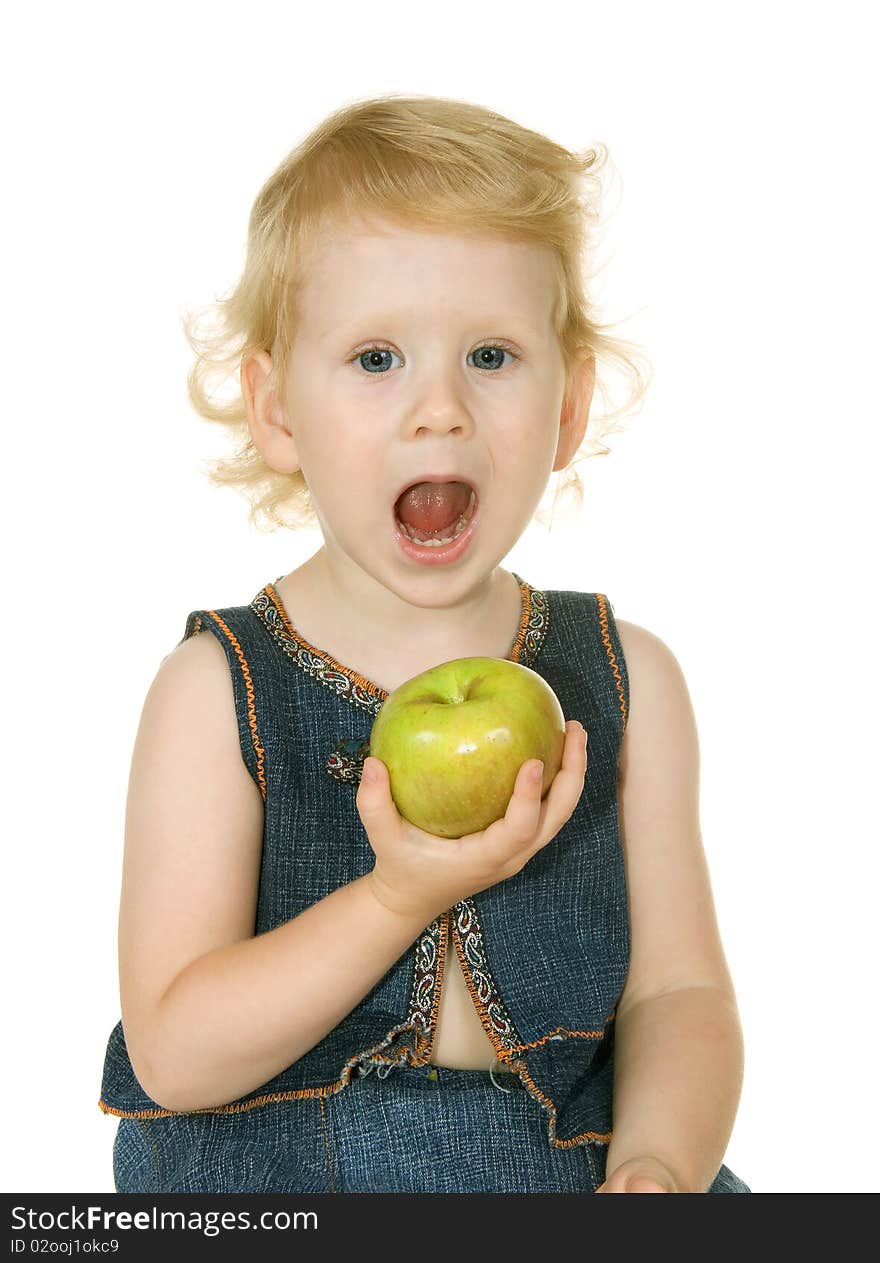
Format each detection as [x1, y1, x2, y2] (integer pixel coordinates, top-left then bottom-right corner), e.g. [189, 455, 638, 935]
[246, 213, 591, 600]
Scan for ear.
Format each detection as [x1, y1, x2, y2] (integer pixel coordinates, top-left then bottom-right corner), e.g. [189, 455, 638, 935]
[240, 350, 301, 474]
[553, 351, 595, 472]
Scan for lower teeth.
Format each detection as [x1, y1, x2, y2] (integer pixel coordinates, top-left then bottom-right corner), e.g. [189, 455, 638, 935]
[414, 521, 464, 547]
[398, 491, 475, 547]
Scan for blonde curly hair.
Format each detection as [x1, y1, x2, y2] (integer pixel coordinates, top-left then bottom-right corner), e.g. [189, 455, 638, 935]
[182, 93, 652, 533]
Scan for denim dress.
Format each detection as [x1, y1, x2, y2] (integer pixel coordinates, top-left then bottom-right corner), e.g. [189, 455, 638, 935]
[100, 572, 749, 1194]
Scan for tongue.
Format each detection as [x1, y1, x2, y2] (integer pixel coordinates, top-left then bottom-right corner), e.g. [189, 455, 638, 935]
[395, 481, 471, 535]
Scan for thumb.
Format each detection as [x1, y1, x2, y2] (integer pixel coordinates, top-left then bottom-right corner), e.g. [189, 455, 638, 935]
[356, 757, 401, 845]
[624, 1175, 667, 1193]
[357, 756, 389, 808]
[360, 755, 384, 786]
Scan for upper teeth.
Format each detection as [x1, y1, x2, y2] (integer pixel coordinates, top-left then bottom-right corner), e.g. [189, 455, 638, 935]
[398, 488, 476, 545]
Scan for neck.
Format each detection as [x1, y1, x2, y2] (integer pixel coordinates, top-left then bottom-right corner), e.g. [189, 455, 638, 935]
[284, 546, 521, 659]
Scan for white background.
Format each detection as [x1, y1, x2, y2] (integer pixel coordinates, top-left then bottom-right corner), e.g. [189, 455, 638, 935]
[3, 0, 877, 1195]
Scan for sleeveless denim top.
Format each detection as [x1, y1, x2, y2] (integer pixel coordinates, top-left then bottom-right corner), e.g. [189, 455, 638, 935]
[99, 571, 630, 1148]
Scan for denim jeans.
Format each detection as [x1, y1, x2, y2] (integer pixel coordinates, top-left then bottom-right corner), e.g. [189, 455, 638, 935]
[113, 1062, 749, 1194]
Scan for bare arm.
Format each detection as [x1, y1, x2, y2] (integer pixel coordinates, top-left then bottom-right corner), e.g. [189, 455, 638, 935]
[148, 873, 428, 1111]
[605, 987, 745, 1192]
[597, 620, 745, 1192]
[119, 632, 427, 1113]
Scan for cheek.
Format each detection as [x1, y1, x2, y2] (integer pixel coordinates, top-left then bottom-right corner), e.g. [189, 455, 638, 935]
[500, 406, 559, 469]
[298, 441, 386, 529]
[292, 385, 382, 465]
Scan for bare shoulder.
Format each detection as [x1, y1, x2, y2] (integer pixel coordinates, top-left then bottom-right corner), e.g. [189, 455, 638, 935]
[140, 628, 257, 773]
[118, 627, 265, 1094]
[613, 619, 694, 771]
[159, 622, 232, 672]
[611, 617, 738, 1016]
[614, 617, 686, 682]
[614, 617, 667, 658]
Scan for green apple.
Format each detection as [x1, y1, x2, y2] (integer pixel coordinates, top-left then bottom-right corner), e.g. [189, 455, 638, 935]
[368, 656, 567, 838]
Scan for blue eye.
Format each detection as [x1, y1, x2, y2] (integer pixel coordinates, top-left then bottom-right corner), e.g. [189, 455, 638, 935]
[470, 346, 512, 371]
[357, 348, 401, 373]
[353, 344, 518, 374]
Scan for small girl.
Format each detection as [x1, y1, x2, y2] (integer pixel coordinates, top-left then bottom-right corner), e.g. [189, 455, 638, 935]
[100, 94, 750, 1194]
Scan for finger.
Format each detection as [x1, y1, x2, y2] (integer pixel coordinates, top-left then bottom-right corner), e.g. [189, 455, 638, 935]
[480, 722, 585, 853]
[535, 720, 588, 825]
[564, 718, 589, 770]
[356, 757, 401, 835]
[488, 756, 545, 845]
[357, 755, 387, 791]
[505, 723, 587, 862]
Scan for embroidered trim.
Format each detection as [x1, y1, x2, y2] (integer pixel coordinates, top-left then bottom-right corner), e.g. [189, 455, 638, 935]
[405, 912, 448, 1062]
[325, 736, 371, 786]
[596, 593, 628, 735]
[446, 898, 618, 1149]
[251, 572, 544, 713]
[450, 900, 521, 1054]
[252, 573, 549, 789]
[251, 586, 388, 718]
[515, 582, 549, 666]
[187, 611, 268, 802]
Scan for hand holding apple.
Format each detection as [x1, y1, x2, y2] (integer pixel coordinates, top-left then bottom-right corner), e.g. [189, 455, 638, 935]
[357, 713, 589, 926]
[367, 656, 569, 838]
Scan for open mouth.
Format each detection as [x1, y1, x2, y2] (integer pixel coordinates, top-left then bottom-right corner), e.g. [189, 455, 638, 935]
[392, 479, 480, 565]
[393, 486, 478, 546]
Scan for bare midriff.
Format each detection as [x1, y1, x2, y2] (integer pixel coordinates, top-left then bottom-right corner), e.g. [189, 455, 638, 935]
[429, 939, 513, 1072]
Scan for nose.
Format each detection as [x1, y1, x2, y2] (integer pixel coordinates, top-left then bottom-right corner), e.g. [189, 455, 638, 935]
[403, 364, 475, 439]
[409, 407, 470, 439]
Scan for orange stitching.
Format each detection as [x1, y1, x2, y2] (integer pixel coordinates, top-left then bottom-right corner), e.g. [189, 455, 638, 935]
[509, 576, 531, 663]
[99, 1019, 419, 1118]
[341, 1020, 423, 1074]
[596, 593, 628, 733]
[318, 1097, 336, 1193]
[446, 931, 614, 1059]
[98, 1082, 338, 1118]
[507, 1018, 616, 1055]
[264, 584, 296, 639]
[101, 1060, 614, 1149]
[98, 1018, 438, 1117]
[513, 1063, 613, 1147]
[204, 610, 268, 801]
